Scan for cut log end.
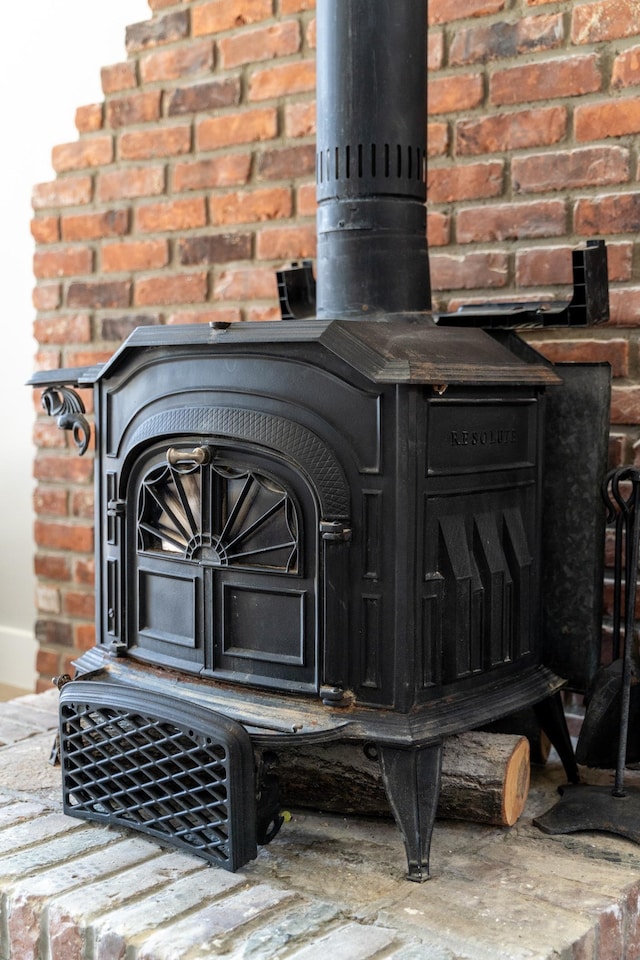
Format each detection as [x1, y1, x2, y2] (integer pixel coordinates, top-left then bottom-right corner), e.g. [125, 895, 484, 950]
[503, 736, 531, 825]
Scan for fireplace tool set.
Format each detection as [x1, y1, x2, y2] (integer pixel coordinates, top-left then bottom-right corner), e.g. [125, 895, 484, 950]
[28, 0, 623, 880]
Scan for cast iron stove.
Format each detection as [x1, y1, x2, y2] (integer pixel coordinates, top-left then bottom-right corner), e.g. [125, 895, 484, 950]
[30, 0, 610, 880]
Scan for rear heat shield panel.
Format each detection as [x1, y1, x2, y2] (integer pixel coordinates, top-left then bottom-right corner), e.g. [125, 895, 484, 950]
[58, 680, 257, 871]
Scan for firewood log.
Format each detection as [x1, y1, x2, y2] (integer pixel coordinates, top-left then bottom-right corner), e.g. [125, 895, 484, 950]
[268, 730, 530, 828]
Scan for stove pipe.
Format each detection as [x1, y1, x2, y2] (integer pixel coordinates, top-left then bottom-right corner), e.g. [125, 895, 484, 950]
[315, 0, 432, 319]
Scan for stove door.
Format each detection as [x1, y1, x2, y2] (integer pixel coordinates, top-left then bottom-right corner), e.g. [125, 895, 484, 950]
[128, 442, 319, 693]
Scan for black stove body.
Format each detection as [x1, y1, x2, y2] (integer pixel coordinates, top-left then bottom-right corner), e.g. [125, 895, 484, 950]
[31, 0, 609, 880]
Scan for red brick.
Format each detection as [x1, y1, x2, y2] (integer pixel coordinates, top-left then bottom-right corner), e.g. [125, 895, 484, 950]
[218, 21, 301, 69]
[60, 209, 129, 241]
[306, 17, 316, 48]
[33, 284, 61, 312]
[428, 161, 504, 203]
[63, 590, 95, 618]
[197, 108, 278, 150]
[167, 307, 243, 325]
[623, 887, 640, 958]
[607, 242, 634, 282]
[428, 211, 451, 247]
[134, 272, 208, 306]
[33, 553, 71, 583]
[34, 521, 94, 553]
[297, 182, 316, 217]
[246, 305, 281, 321]
[31, 217, 60, 244]
[515, 245, 576, 287]
[285, 100, 316, 138]
[430, 251, 509, 291]
[214, 267, 279, 301]
[456, 106, 567, 155]
[52, 137, 114, 173]
[97, 166, 165, 202]
[75, 104, 104, 133]
[428, 73, 484, 115]
[126, 11, 189, 53]
[102, 240, 169, 273]
[66, 350, 114, 369]
[575, 98, 640, 142]
[139, 40, 214, 84]
[173, 154, 251, 191]
[512, 146, 630, 194]
[33, 247, 93, 280]
[33, 488, 69, 519]
[167, 78, 241, 116]
[33, 314, 91, 345]
[280, 0, 314, 10]
[612, 45, 640, 88]
[101, 61, 138, 94]
[574, 194, 640, 237]
[36, 648, 62, 678]
[192, 0, 273, 36]
[35, 619, 73, 648]
[136, 197, 207, 233]
[67, 281, 131, 309]
[210, 187, 292, 225]
[249, 60, 316, 101]
[178, 234, 252, 264]
[427, 122, 449, 157]
[256, 144, 315, 180]
[256, 224, 316, 260]
[491, 54, 601, 106]
[33, 420, 66, 449]
[74, 558, 95, 585]
[533, 338, 628, 377]
[70, 489, 95, 518]
[106, 91, 162, 128]
[75, 623, 96, 652]
[449, 14, 563, 66]
[572, 0, 640, 44]
[609, 287, 640, 326]
[429, 0, 506, 25]
[32, 177, 93, 210]
[457, 199, 566, 243]
[428, 31, 444, 71]
[119, 125, 192, 160]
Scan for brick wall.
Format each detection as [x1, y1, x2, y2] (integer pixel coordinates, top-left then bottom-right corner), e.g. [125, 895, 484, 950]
[30, 0, 640, 690]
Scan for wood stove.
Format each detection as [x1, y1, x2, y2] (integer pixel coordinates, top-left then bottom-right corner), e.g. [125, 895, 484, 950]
[30, 0, 609, 881]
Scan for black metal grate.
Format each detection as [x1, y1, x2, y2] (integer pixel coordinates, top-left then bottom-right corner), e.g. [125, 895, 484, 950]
[59, 680, 257, 872]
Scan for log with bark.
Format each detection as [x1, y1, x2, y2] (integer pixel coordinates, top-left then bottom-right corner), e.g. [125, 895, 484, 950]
[266, 730, 531, 828]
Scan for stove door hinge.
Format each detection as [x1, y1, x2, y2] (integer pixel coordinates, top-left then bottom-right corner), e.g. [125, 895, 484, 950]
[320, 519, 352, 542]
[107, 498, 127, 518]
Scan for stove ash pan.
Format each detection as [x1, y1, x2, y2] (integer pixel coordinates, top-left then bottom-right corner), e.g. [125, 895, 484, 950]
[34, 317, 579, 880]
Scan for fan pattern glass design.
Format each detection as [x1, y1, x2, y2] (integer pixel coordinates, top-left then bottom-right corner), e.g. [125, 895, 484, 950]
[138, 459, 299, 573]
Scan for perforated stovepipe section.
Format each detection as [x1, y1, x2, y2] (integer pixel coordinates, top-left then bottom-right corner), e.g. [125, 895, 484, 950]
[58, 680, 257, 872]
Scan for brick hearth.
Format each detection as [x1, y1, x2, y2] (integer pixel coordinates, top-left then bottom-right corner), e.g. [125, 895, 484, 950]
[0, 690, 639, 959]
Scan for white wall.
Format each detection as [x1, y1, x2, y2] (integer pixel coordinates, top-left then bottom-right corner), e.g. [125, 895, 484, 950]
[0, 0, 149, 689]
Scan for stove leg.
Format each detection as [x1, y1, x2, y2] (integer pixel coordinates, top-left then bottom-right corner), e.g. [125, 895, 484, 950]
[377, 741, 443, 882]
[534, 691, 580, 783]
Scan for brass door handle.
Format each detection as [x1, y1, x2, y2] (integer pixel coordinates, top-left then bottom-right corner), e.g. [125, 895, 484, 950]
[166, 446, 210, 467]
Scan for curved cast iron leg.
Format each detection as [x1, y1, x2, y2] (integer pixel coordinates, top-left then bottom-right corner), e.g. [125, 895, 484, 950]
[534, 691, 580, 783]
[377, 741, 443, 882]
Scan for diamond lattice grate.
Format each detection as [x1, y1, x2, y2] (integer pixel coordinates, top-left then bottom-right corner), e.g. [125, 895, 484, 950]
[59, 688, 257, 871]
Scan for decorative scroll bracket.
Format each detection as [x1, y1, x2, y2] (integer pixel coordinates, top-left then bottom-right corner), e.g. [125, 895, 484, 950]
[41, 386, 91, 456]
